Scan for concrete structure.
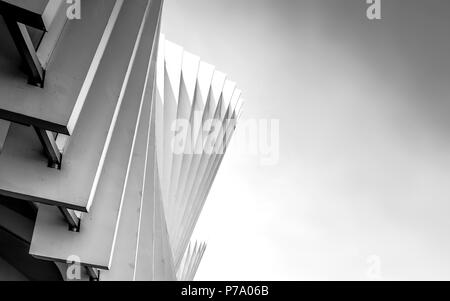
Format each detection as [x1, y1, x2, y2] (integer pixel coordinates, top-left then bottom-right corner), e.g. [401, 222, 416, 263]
[0, 0, 242, 281]
[177, 241, 207, 281]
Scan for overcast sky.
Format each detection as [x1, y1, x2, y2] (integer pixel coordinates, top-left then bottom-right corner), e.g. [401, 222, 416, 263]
[162, 0, 450, 280]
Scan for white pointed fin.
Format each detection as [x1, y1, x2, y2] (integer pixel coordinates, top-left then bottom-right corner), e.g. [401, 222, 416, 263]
[164, 40, 184, 105]
[229, 89, 242, 118]
[161, 39, 183, 218]
[220, 80, 237, 117]
[209, 71, 227, 115]
[181, 51, 201, 106]
[196, 62, 216, 109]
[234, 98, 244, 119]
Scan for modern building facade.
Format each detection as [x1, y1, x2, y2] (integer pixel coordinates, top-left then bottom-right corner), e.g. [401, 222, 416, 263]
[0, 0, 242, 281]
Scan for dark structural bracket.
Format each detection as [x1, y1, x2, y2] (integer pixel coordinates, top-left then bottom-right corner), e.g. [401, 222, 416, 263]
[3, 16, 46, 87]
[33, 126, 62, 169]
[85, 266, 100, 281]
[57, 206, 80, 233]
[0, 1, 46, 30]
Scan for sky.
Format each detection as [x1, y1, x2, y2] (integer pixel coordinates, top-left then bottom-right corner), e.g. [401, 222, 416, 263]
[161, 0, 450, 280]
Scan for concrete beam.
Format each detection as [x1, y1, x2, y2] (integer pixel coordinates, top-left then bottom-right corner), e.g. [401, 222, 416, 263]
[0, 0, 147, 212]
[134, 114, 157, 281]
[30, 0, 161, 269]
[153, 167, 177, 281]
[0, 0, 119, 135]
[0, 120, 9, 154]
[102, 15, 161, 279]
[160, 39, 183, 229]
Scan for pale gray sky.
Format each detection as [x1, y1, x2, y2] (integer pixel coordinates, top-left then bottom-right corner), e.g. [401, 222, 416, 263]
[162, 0, 450, 280]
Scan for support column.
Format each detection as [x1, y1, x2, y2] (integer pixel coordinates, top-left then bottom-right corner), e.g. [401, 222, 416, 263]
[33, 126, 62, 169]
[3, 17, 45, 87]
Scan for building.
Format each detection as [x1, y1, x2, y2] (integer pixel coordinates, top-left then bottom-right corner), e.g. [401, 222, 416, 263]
[0, 0, 242, 281]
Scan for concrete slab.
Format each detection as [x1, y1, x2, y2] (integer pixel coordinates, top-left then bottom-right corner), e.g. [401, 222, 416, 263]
[0, 204, 34, 243]
[29, 0, 161, 270]
[134, 143, 175, 281]
[0, 0, 118, 135]
[102, 16, 161, 281]
[153, 173, 176, 281]
[133, 113, 156, 281]
[0, 0, 149, 212]
[0, 119, 9, 154]
[0, 226, 63, 281]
